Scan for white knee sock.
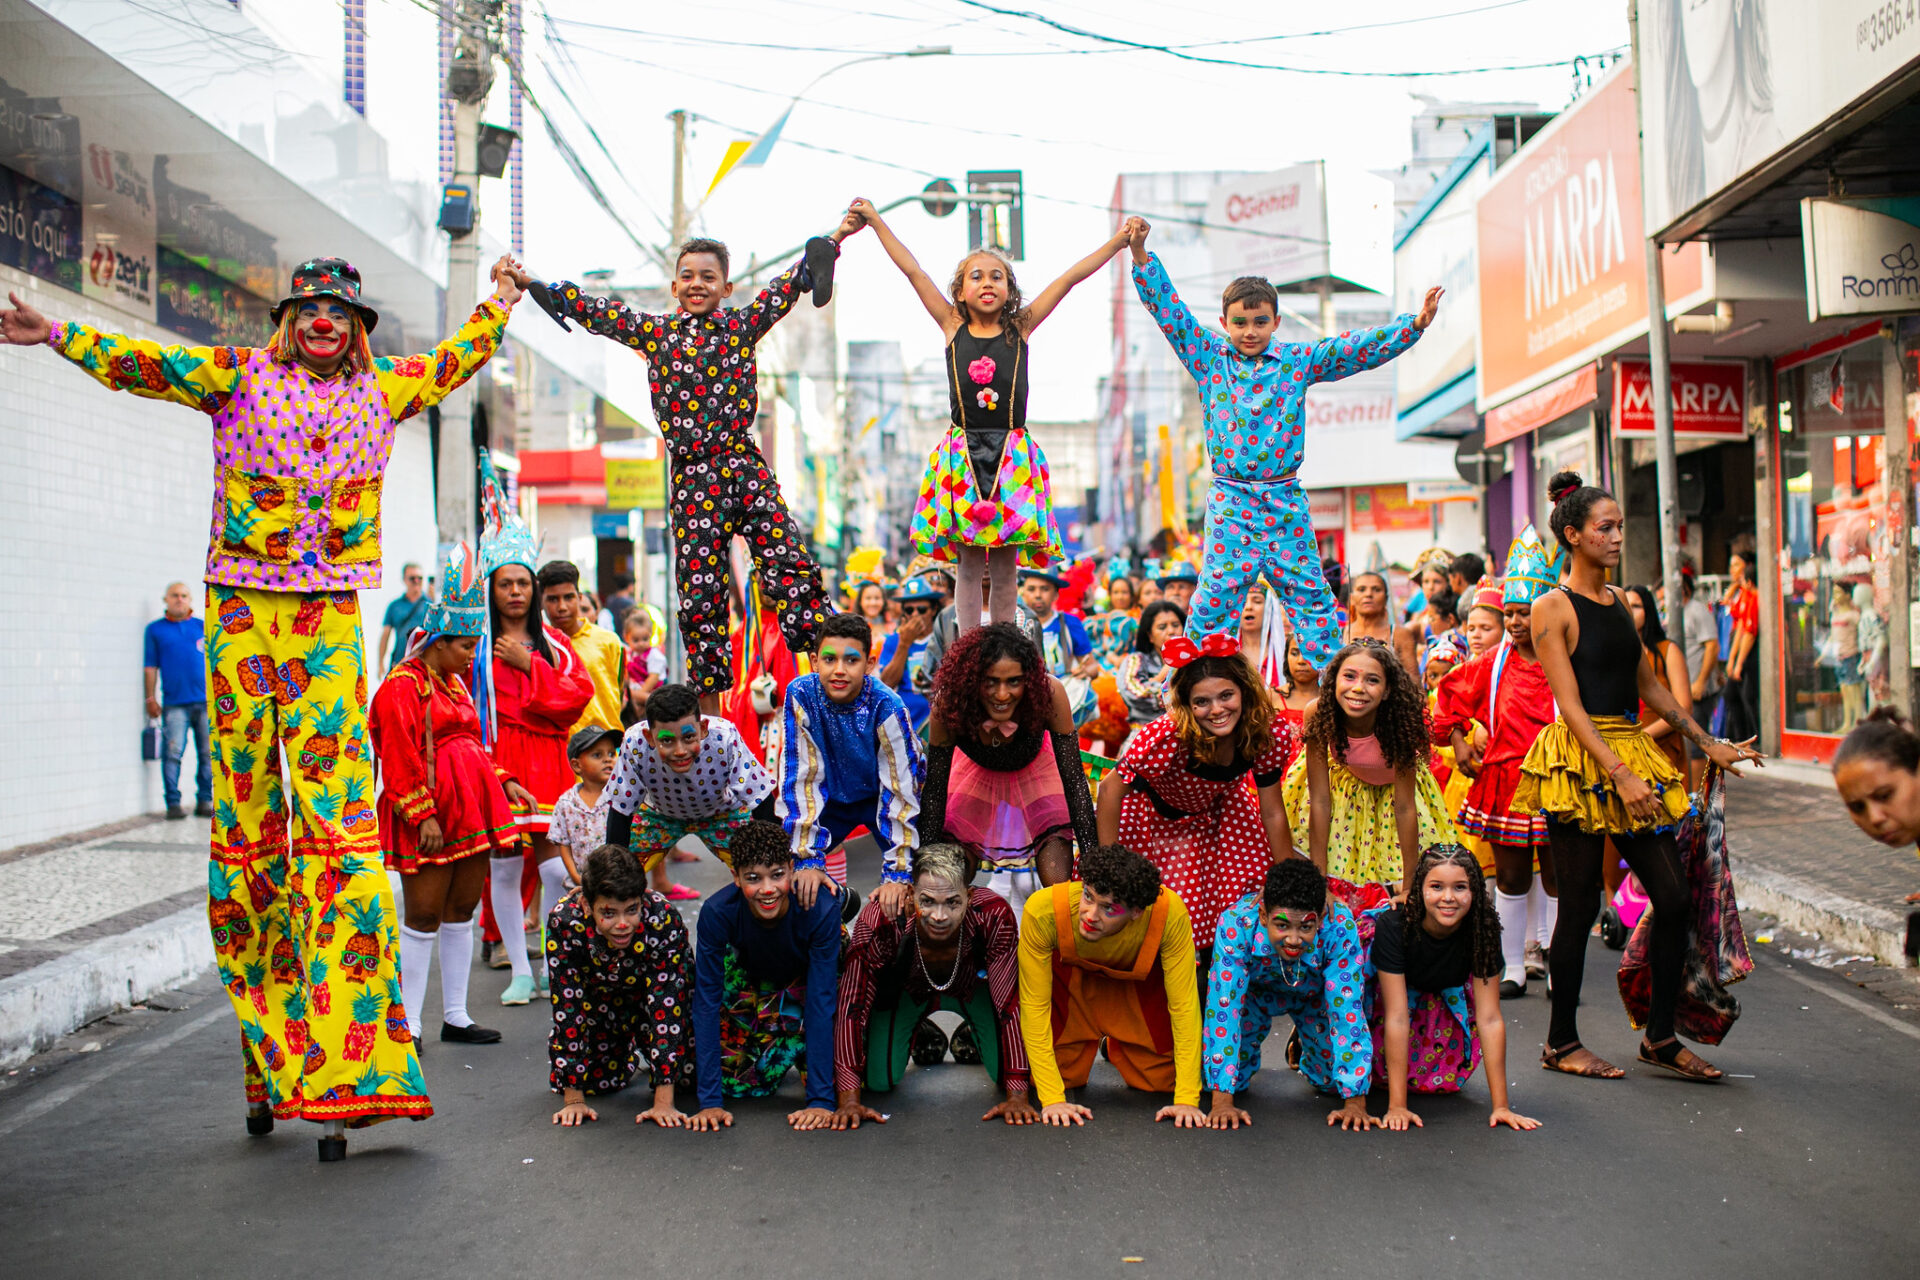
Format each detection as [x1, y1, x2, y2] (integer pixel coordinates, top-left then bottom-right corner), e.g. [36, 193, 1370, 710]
[537, 858, 572, 970]
[1494, 890, 1529, 985]
[490, 858, 532, 979]
[1529, 879, 1558, 948]
[398, 925, 436, 1039]
[438, 919, 476, 1028]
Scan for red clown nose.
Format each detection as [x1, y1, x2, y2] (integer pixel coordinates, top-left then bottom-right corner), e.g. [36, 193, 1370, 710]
[310, 317, 336, 335]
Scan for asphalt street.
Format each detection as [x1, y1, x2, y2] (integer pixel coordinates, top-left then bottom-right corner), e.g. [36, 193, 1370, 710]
[3, 844, 1917, 1280]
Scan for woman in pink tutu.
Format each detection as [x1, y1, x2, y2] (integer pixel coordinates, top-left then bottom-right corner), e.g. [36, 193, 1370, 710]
[916, 624, 1098, 914]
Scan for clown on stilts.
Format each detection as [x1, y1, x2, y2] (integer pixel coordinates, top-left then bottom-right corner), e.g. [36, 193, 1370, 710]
[1, 257, 524, 1160]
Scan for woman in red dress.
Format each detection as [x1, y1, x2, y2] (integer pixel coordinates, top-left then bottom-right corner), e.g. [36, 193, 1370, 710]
[370, 542, 532, 1043]
[1095, 638, 1297, 976]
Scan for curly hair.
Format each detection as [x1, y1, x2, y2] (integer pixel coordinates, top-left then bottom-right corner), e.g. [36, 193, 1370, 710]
[1167, 651, 1277, 765]
[581, 844, 649, 904]
[947, 247, 1029, 346]
[1261, 858, 1326, 914]
[1547, 470, 1615, 550]
[1301, 640, 1430, 773]
[1399, 844, 1503, 981]
[1078, 843, 1161, 911]
[930, 622, 1054, 740]
[727, 819, 793, 874]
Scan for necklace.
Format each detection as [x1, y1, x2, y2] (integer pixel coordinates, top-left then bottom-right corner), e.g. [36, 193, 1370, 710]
[1277, 955, 1303, 986]
[914, 922, 967, 992]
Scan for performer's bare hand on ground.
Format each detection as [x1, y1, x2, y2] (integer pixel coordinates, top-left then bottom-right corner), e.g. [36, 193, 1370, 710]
[1328, 1096, 1375, 1130]
[1155, 1103, 1208, 1129]
[552, 1099, 598, 1126]
[1040, 1101, 1091, 1126]
[1489, 1105, 1540, 1132]
[1414, 286, 1444, 330]
[1, 291, 51, 345]
[686, 1107, 733, 1132]
[487, 255, 526, 307]
[793, 867, 837, 910]
[830, 1097, 887, 1130]
[788, 1105, 836, 1131]
[636, 1104, 687, 1128]
[1208, 1092, 1252, 1129]
[1380, 1103, 1423, 1131]
[984, 1094, 1038, 1125]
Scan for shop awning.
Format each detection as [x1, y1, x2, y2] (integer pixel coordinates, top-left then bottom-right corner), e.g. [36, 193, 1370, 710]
[1394, 372, 1477, 441]
[1484, 363, 1597, 447]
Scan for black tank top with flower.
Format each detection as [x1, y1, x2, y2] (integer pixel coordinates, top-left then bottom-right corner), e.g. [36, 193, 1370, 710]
[947, 326, 1029, 494]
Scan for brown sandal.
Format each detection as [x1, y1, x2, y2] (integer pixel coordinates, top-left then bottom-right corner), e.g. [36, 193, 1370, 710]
[1541, 1042, 1625, 1078]
[1639, 1038, 1724, 1082]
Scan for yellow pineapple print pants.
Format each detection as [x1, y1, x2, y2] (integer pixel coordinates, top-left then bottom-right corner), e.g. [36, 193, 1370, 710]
[203, 586, 431, 1124]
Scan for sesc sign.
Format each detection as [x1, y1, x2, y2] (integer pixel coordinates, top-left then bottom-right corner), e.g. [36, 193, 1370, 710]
[1802, 195, 1920, 319]
[1611, 358, 1747, 438]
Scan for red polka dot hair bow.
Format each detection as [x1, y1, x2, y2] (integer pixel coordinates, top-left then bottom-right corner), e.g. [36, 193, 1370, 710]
[1162, 633, 1240, 669]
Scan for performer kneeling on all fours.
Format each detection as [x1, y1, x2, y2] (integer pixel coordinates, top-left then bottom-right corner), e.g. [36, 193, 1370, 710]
[1282, 639, 1456, 907]
[547, 844, 696, 1129]
[916, 623, 1099, 916]
[832, 844, 1037, 1129]
[1519, 472, 1763, 1082]
[369, 542, 535, 1047]
[1366, 845, 1539, 1133]
[1202, 859, 1377, 1132]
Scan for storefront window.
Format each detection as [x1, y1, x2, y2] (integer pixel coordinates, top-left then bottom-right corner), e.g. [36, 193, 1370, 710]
[1777, 342, 1892, 736]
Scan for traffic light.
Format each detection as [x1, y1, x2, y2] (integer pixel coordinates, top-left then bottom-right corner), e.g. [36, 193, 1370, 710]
[967, 170, 1023, 260]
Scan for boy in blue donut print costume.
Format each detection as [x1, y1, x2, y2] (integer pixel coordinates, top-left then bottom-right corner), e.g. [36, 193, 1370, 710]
[1126, 220, 1443, 669]
[1202, 860, 1376, 1131]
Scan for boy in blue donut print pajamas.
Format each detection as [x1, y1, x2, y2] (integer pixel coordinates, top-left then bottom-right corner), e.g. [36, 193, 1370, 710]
[1126, 222, 1441, 668]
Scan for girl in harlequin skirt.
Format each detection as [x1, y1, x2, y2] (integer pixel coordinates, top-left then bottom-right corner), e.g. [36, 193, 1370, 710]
[851, 198, 1139, 627]
[1282, 640, 1457, 906]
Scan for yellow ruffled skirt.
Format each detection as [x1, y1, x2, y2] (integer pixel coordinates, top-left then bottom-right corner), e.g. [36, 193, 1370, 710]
[1282, 752, 1460, 889]
[1512, 716, 1691, 835]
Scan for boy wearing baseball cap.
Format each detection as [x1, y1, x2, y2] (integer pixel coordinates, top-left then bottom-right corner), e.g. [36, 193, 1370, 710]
[548, 726, 624, 890]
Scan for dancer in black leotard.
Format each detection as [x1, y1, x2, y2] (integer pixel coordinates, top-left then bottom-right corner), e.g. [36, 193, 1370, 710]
[1515, 473, 1762, 1082]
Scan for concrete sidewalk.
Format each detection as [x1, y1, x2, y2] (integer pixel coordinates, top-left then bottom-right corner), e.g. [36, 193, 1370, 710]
[0, 815, 214, 1067]
[1724, 758, 1916, 968]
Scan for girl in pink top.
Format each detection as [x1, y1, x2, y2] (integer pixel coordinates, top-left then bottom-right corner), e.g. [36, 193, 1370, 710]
[1282, 640, 1457, 903]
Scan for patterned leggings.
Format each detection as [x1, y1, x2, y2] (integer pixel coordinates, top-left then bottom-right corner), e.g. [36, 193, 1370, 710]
[671, 442, 830, 692]
[1188, 474, 1342, 668]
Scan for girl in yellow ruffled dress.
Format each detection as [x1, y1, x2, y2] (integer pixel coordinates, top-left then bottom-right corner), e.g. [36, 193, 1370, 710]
[1520, 471, 1761, 1083]
[1283, 639, 1457, 906]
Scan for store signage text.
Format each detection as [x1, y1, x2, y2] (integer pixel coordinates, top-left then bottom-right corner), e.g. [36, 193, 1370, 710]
[1612, 359, 1747, 438]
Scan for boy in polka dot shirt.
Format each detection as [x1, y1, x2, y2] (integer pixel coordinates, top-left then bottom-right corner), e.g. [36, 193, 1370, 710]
[604, 683, 775, 880]
[1126, 220, 1443, 670]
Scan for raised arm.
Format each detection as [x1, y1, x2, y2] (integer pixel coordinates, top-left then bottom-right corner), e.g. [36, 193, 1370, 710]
[848, 198, 956, 334]
[11, 283, 245, 414]
[1128, 221, 1226, 383]
[1023, 224, 1135, 333]
[1305, 285, 1440, 386]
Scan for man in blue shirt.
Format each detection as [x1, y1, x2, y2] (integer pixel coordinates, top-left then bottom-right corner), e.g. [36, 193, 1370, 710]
[376, 561, 432, 677]
[143, 582, 210, 820]
[877, 574, 944, 734]
[687, 820, 846, 1132]
[1019, 567, 1098, 726]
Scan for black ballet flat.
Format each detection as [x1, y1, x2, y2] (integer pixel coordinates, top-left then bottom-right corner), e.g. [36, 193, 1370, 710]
[949, 1021, 982, 1066]
[317, 1135, 347, 1162]
[246, 1106, 274, 1136]
[803, 236, 838, 307]
[441, 1021, 503, 1044]
[910, 1017, 950, 1067]
[1500, 979, 1527, 1000]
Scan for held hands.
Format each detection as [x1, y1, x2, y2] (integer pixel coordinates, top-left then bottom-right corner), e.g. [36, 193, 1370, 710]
[1413, 286, 1444, 330]
[847, 197, 880, 231]
[1, 291, 52, 345]
[832, 208, 866, 243]
[488, 255, 527, 307]
[493, 635, 533, 674]
[1122, 215, 1151, 265]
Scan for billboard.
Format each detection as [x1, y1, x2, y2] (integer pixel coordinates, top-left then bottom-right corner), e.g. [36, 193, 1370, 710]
[1394, 152, 1490, 411]
[81, 142, 156, 322]
[0, 163, 82, 295]
[1204, 162, 1392, 294]
[1475, 64, 1707, 411]
[1612, 358, 1748, 437]
[1801, 195, 1920, 319]
[1640, 0, 1920, 239]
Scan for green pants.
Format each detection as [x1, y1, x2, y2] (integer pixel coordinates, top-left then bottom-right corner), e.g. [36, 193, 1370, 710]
[864, 984, 1001, 1094]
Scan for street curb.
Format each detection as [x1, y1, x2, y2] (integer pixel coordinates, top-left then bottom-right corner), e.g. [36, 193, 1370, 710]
[1736, 861, 1909, 969]
[0, 906, 214, 1069]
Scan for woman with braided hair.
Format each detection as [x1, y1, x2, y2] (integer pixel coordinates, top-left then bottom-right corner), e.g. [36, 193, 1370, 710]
[917, 624, 1099, 914]
[1367, 845, 1537, 1133]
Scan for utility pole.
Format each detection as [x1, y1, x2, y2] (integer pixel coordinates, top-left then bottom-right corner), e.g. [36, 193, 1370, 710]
[435, 0, 499, 545]
[1630, 2, 1686, 661]
[668, 109, 689, 247]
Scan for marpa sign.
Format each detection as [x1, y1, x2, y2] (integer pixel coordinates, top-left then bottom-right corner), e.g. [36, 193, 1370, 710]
[1802, 195, 1920, 319]
[1612, 358, 1746, 438]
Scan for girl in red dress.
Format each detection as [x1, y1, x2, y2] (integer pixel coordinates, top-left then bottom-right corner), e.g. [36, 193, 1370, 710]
[1096, 638, 1296, 972]
[370, 542, 533, 1043]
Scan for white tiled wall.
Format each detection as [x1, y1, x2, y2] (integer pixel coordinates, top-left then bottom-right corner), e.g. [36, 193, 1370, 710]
[0, 265, 440, 849]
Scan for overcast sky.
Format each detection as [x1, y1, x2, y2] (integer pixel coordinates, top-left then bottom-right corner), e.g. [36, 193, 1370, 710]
[267, 0, 1629, 421]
